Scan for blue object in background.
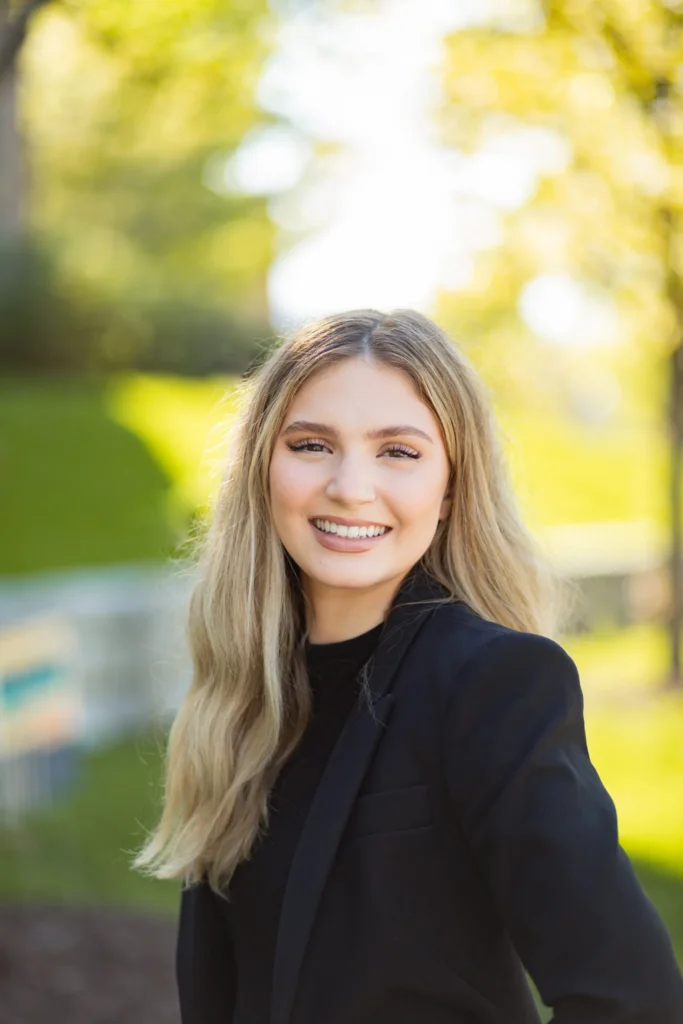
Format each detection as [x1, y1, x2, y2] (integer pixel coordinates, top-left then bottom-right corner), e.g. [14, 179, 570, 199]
[0, 617, 83, 821]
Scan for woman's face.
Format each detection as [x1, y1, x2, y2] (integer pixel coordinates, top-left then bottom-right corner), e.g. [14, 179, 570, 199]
[268, 357, 452, 597]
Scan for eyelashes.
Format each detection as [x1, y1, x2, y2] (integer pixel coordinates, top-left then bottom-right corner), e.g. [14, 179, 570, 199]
[385, 443, 421, 460]
[286, 439, 421, 460]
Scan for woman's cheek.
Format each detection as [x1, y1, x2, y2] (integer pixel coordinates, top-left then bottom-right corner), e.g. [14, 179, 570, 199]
[281, 466, 326, 523]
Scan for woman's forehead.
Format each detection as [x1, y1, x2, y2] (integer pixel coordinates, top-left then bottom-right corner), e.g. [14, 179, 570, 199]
[288, 357, 424, 411]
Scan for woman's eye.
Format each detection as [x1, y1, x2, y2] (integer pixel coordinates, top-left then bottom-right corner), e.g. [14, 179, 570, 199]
[383, 444, 421, 460]
[287, 439, 329, 453]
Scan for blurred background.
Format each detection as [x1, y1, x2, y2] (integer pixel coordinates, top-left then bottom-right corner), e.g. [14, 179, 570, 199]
[1, 0, 682, 1020]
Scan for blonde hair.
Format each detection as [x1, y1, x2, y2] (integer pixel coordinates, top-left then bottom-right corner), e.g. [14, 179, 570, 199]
[133, 308, 566, 894]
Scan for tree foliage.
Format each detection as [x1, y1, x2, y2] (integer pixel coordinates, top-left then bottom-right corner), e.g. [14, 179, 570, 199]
[437, 0, 683, 421]
[2, 0, 277, 373]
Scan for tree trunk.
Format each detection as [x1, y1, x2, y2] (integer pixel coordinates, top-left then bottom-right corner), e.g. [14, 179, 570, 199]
[0, 0, 24, 240]
[664, 202, 683, 690]
[667, 340, 683, 688]
[0, 0, 50, 86]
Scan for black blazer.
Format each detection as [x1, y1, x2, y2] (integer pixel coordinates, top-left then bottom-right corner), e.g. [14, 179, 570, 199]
[176, 567, 683, 1024]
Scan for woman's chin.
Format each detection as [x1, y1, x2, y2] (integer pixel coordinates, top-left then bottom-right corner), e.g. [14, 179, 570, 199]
[300, 555, 409, 594]
[301, 561, 388, 590]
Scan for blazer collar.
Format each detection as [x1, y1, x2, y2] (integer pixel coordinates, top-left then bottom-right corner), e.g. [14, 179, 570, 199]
[270, 563, 451, 1024]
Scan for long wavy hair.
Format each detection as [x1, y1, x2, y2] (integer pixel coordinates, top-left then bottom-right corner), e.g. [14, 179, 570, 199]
[133, 308, 566, 894]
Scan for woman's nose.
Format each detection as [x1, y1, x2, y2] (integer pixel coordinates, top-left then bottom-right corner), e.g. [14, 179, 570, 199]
[325, 454, 376, 505]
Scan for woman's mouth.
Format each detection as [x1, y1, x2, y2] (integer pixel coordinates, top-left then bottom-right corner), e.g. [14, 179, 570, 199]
[309, 518, 392, 552]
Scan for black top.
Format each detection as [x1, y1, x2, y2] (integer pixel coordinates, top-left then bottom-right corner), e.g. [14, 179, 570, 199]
[220, 620, 385, 1024]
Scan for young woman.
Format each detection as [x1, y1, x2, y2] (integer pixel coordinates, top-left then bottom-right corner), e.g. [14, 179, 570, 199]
[135, 309, 683, 1024]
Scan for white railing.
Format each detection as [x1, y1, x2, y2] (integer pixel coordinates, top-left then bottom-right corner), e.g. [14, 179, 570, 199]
[0, 562, 196, 751]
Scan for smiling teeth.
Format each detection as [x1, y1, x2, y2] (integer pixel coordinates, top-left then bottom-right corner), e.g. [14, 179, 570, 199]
[313, 519, 388, 538]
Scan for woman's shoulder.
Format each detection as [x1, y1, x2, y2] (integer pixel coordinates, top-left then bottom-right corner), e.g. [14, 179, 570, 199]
[418, 598, 579, 711]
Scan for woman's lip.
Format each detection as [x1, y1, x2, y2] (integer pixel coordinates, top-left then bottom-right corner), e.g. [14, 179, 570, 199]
[309, 519, 391, 552]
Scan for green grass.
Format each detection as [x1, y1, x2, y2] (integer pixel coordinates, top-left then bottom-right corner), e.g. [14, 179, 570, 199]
[563, 628, 683, 939]
[0, 374, 238, 576]
[106, 373, 238, 516]
[0, 730, 179, 915]
[500, 410, 668, 530]
[0, 379, 176, 575]
[564, 623, 669, 694]
[585, 695, 683, 883]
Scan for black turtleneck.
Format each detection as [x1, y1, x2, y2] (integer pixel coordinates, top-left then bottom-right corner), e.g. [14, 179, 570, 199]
[219, 620, 385, 1024]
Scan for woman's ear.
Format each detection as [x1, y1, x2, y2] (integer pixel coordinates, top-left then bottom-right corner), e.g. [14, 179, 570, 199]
[438, 488, 452, 521]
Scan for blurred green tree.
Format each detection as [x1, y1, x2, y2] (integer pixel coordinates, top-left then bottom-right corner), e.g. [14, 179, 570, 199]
[440, 0, 683, 685]
[0, 0, 276, 373]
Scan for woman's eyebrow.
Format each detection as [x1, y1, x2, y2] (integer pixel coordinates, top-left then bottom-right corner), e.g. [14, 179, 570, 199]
[281, 420, 434, 444]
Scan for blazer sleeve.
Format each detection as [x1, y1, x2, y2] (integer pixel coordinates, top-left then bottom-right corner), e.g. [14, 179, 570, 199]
[176, 876, 237, 1024]
[441, 631, 683, 1024]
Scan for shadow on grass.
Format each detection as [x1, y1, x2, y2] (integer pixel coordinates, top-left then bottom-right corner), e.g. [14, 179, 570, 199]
[0, 378, 182, 574]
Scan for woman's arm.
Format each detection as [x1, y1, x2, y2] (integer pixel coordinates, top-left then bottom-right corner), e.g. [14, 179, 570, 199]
[176, 876, 237, 1024]
[442, 631, 683, 1023]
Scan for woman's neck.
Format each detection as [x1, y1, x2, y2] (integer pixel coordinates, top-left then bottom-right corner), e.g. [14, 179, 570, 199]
[302, 573, 404, 644]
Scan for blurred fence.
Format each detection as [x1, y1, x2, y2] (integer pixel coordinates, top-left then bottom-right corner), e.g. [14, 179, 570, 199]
[0, 563, 194, 754]
[0, 614, 81, 819]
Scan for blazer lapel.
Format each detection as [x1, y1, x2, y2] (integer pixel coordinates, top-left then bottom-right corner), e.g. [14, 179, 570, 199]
[270, 565, 450, 1024]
